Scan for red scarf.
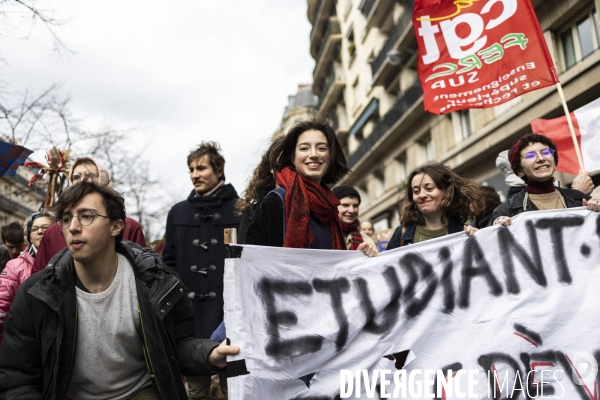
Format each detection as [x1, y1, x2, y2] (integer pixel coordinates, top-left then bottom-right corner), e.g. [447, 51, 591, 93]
[526, 178, 555, 194]
[340, 219, 364, 250]
[276, 167, 344, 249]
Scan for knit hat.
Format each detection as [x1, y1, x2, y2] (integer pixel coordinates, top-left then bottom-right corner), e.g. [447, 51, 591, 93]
[496, 150, 525, 188]
[68, 157, 113, 187]
[26, 213, 44, 243]
[508, 138, 524, 177]
[332, 185, 361, 204]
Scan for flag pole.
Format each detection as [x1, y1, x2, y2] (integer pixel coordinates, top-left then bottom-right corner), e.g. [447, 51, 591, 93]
[555, 82, 585, 171]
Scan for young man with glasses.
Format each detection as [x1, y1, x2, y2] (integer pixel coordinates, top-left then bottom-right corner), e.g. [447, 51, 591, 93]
[0, 213, 53, 345]
[0, 182, 239, 399]
[492, 133, 600, 226]
[32, 156, 147, 273]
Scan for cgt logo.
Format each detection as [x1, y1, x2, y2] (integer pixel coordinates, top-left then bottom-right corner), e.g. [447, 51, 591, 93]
[417, 0, 518, 64]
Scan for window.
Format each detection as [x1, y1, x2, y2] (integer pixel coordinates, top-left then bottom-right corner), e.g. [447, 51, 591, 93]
[372, 166, 385, 198]
[559, 8, 600, 71]
[420, 135, 435, 162]
[459, 110, 472, 140]
[357, 182, 369, 207]
[392, 153, 408, 190]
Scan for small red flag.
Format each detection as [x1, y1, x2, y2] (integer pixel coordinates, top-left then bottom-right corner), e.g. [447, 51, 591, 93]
[413, 0, 558, 114]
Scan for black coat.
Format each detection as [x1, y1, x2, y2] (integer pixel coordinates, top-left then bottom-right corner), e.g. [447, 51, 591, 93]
[491, 187, 589, 221]
[0, 242, 221, 400]
[162, 184, 241, 339]
[237, 187, 272, 245]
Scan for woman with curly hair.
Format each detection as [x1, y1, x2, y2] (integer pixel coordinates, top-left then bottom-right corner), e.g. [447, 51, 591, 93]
[387, 161, 484, 250]
[235, 136, 284, 244]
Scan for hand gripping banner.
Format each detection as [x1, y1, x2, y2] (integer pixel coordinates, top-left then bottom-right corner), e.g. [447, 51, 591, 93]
[413, 0, 558, 114]
[224, 208, 600, 399]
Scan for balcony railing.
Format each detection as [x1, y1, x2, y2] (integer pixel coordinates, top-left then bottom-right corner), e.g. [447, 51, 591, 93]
[311, 0, 324, 24]
[317, 71, 339, 109]
[370, 4, 413, 77]
[361, 0, 377, 17]
[0, 195, 37, 216]
[314, 19, 341, 64]
[346, 78, 423, 169]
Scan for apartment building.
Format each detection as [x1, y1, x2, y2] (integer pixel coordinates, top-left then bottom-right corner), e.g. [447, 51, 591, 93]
[274, 84, 318, 137]
[307, 0, 600, 231]
[0, 165, 47, 225]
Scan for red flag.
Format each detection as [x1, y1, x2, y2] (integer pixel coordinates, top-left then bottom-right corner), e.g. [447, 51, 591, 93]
[531, 97, 600, 175]
[413, 0, 558, 114]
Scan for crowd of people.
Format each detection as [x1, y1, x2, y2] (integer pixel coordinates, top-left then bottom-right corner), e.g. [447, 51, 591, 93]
[0, 113, 598, 399]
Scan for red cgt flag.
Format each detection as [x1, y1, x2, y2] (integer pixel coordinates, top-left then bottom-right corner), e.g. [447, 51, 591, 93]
[413, 0, 558, 114]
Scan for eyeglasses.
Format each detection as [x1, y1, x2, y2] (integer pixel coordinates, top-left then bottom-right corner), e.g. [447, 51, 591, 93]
[522, 147, 554, 162]
[71, 171, 99, 182]
[59, 211, 110, 229]
[31, 224, 51, 232]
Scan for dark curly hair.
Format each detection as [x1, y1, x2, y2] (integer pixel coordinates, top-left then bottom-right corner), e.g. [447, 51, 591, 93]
[476, 186, 501, 221]
[400, 161, 484, 226]
[188, 141, 226, 181]
[52, 181, 127, 244]
[269, 113, 350, 185]
[509, 133, 558, 181]
[235, 136, 284, 216]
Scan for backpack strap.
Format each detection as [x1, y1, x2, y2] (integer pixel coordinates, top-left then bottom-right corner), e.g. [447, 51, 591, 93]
[267, 187, 286, 242]
[399, 225, 406, 248]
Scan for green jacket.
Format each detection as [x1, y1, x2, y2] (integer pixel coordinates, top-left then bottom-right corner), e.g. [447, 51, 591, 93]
[0, 241, 221, 399]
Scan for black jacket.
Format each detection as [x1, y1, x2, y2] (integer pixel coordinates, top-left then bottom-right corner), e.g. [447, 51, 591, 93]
[0, 241, 221, 400]
[491, 187, 589, 221]
[162, 184, 240, 339]
[387, 216, 465, 250]
[237, 186, 272, 245]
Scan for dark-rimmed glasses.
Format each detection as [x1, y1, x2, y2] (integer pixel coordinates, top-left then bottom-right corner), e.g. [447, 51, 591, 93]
[71, 171, 99, 182]
[59, 211, 110, 230]
[31, 224, 51, 233]
[522, 147, 554, 162]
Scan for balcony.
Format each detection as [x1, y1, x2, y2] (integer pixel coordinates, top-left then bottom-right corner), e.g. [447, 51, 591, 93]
[361, 0, 397, 30]
[317, 69, 345, 115]
[312, 18, 342, 89]
[309, 0, 334, 52]
[370, 4, 415, 86]
[346, 78, 423, 169]
[0, 195, 37, 217]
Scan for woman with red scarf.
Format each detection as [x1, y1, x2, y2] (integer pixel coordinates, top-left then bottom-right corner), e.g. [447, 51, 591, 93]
[244, 115, 377, 257]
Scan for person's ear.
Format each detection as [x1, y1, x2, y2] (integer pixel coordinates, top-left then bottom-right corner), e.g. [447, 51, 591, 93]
[217, 170, 223, 179]
[110, 219, 125, 237]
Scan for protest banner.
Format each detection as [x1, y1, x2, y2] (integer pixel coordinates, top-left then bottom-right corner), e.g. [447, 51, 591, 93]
[413, 0, 558, 115]
[225, 208, 600, 399]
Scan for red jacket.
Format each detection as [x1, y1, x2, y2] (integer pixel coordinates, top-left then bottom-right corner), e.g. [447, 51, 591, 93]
[32, 217, 147, 273]
[0, 251, 34, 345]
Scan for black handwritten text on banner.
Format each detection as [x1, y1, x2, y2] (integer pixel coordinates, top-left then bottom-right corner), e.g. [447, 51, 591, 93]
[224, 208, 600, 399]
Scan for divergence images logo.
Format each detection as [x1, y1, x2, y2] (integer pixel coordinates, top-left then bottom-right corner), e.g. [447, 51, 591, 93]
[570, 352, 598, 386]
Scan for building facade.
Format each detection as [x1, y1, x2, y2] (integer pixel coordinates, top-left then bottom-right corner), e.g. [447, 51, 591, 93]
[0, 166, 47, 226]
[274, 84, 319, 137]
[307, 0, 600, 231]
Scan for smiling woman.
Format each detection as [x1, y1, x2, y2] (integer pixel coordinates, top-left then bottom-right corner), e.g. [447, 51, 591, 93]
[491, 133, 599, 226]
[387, 161, 485, 250]
[244, 114, 377, 257]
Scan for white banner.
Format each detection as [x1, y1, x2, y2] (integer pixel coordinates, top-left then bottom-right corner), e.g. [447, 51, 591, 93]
[224, 208, 600, 399]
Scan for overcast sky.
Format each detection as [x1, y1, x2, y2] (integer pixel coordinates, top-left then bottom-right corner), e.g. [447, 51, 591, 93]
[1, 0, 314, 204]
